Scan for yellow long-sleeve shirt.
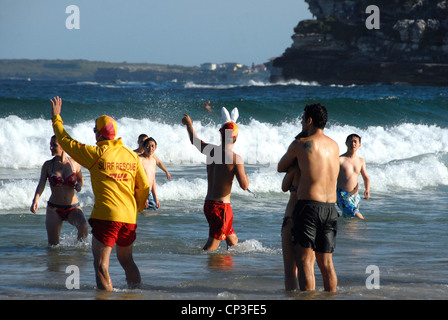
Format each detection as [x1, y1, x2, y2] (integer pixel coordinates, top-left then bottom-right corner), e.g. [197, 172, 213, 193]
[52, 115, 149, 224]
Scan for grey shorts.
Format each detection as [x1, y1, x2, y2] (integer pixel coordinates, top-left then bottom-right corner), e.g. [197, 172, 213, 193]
[292, 200, 338, 253]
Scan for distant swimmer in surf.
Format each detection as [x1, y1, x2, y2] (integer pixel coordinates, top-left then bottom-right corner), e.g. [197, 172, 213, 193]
[181, 107, 249, 251]
[204, 100, 214, 113]
[30, 135, 88, 246]
[336, 134, 370, 219]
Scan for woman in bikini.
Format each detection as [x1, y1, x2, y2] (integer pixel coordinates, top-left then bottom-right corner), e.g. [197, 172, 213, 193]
[31, 135, 88, 245]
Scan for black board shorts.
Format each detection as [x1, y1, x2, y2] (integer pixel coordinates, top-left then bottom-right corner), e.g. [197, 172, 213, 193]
[292, 200, 338, 253]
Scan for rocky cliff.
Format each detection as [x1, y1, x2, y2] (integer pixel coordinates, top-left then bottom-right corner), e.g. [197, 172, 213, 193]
[270, 0, 448, 86]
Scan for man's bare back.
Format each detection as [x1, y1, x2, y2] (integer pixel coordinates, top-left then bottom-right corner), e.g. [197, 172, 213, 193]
[182, 114, 249, 200]
[182, 113, 249, 251]
[205, 150, 247, 202]
[297, 133, 339, 203]
[279, 131, 339, 203]
[278, 103, 339, 292]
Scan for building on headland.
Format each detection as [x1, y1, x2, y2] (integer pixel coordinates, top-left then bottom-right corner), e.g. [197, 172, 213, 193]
[94, 61, 269, 83]
[200, 62, 244, 72]
[200, 63, 217, 71]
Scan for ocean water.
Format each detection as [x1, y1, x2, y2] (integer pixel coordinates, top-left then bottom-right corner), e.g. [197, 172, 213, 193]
[0, 78, 447, 301]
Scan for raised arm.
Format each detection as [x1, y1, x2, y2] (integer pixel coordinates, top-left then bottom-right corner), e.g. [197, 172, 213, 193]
[182, 114, 208, 153]
[51, 96, 104, 169]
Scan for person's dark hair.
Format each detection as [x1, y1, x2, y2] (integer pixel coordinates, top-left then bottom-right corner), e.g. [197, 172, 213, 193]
[138, 133, 148, 140]
[303, 103, 328, 129]
[143, 137, 157, 147]
[346, 133, 361, 144]
[295, 131, 307, 140]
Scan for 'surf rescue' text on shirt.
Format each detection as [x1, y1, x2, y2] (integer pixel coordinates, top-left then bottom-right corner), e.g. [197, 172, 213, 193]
[99, 161, 137, 172]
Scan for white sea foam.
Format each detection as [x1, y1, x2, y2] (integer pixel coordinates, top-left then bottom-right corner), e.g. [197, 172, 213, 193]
[184, 79, 320, 89]
[228, 239, 280, 254]
[2, 115, 447, 168]
[0, 115, 447, 211]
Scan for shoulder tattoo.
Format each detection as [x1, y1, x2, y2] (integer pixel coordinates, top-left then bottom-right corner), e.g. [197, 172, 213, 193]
[304, 140, 313, 154]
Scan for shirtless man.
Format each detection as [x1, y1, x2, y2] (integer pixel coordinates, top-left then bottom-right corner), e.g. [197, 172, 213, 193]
[139, 137, 160, 211]
[134, 133, 171, 180]
[337, 134, 370, 219]
[278, 103, 340, 292]
[134, 134, 148, 155]
[182, 113, 249, 251]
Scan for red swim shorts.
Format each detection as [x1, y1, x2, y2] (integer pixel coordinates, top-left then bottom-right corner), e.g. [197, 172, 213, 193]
[89, 218, 137, 247]
[203, 200, 235, 240]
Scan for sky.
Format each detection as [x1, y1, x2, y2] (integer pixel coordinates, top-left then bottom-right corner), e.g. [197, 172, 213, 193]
[0, 0, 313, 66]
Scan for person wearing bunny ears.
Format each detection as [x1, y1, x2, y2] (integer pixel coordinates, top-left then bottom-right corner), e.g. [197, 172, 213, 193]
[182, 107, 249, 251]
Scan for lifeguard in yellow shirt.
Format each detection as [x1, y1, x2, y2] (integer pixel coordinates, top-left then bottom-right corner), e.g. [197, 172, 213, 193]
[51, 96, 149, 291]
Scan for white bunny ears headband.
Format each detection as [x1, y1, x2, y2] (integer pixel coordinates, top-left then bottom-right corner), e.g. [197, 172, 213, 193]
[221, 107, 239, 126]
[220, 107, 239, 137]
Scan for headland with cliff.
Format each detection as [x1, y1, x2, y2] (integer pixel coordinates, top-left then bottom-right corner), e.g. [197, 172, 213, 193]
[271, 0, 448, 86]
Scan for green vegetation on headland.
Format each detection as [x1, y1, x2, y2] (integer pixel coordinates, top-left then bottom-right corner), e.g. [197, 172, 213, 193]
[0, 59, 269, 84]
[0, 59, 121, 81]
